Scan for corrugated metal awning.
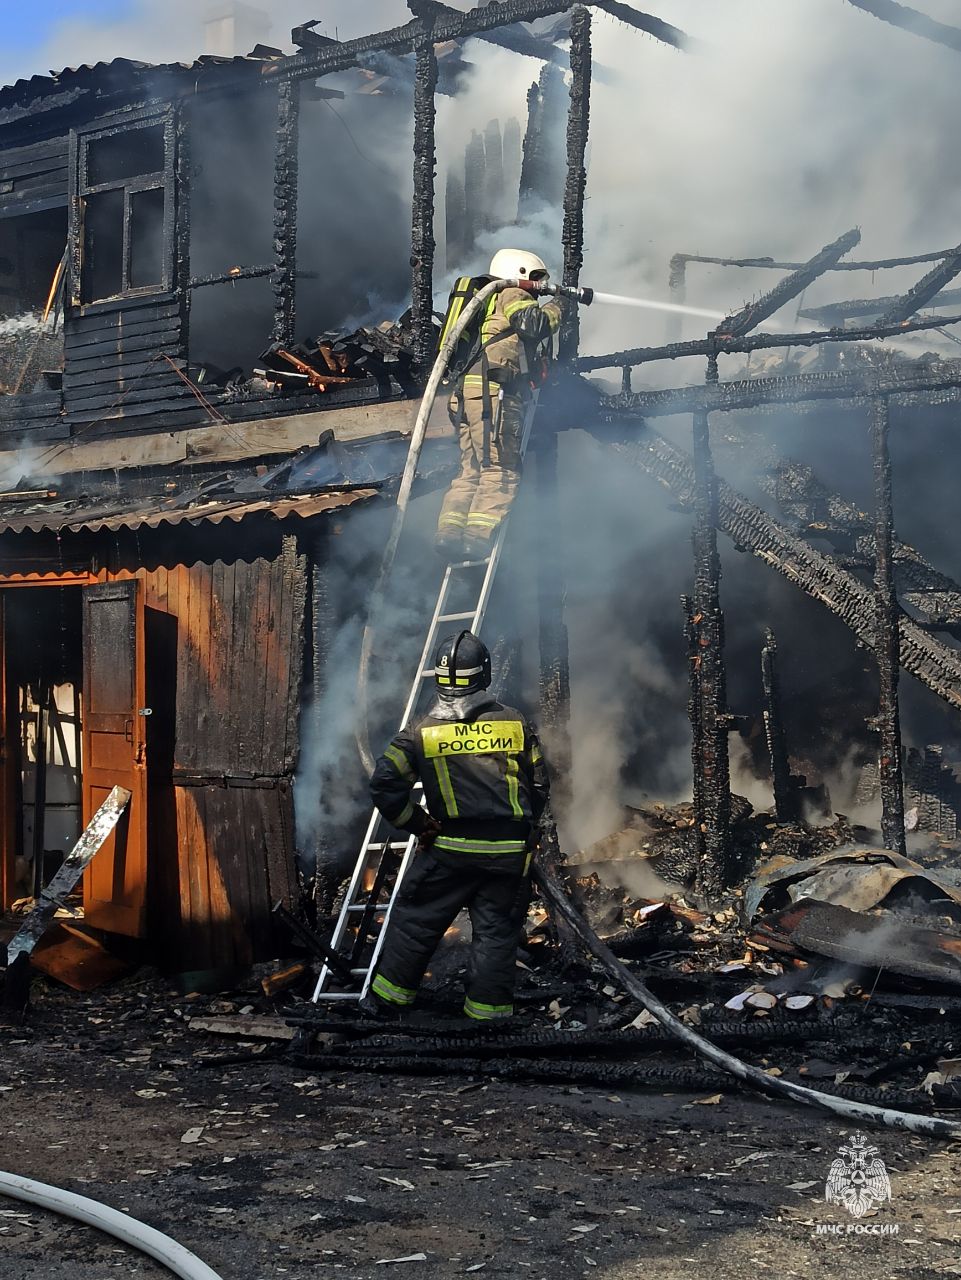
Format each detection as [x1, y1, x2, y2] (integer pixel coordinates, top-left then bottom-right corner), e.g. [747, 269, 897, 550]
[0, 487, 378, 536]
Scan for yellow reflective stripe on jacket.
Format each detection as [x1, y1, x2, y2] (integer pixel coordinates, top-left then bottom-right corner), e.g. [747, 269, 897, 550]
[384, 744, 415, 781]
[422, 720, 524, 758]
[502, 296, 539, 321]
[435, 836, 527, 854]
[394, 801, 415, 827]
[432, 757, 459, 817]
[505, 755, 523, 819]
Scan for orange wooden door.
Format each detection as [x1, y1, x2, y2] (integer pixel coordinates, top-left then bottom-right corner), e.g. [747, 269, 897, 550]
[81, 580, 148, 936]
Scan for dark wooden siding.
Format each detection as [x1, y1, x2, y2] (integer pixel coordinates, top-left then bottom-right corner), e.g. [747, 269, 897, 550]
[109, 533, 306, 971]
[62, 296, 192, 433]
[0, 136, 69, 217]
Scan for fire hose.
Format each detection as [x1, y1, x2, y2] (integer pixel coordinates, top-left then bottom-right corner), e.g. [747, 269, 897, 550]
[533, 854, 961, 1140]
[0, 1169, 223, 1280]
[354, 276, 593, 773]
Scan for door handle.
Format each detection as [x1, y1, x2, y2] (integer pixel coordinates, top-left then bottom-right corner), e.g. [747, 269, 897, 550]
[124, 718, 134, 743]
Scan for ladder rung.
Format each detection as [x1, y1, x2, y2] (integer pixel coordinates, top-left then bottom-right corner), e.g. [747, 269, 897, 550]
[346, 903, 389, 913]
[437, 611, 476, 623]
[420, 669, 435, 679]
[350, 968, 371, 976]
[365, 841, 412, 852]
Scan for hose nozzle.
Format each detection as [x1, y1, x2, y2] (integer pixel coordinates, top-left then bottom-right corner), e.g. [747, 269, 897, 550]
[538, 282, 594, 306]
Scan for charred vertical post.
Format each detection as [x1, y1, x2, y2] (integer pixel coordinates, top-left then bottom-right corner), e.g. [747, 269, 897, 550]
[272, 79, 300, 347]
[410, 9, 439, 369]
[871, 394, 907, 854]
[689, 409, 733, 898]
[559, 6, 592, 363]
[761, 628, 798, 822]
[536, 430, 572, 797]
[682, 595, 704, 827]
[666, 253, 687, 344]
[174, 101, 192, 354]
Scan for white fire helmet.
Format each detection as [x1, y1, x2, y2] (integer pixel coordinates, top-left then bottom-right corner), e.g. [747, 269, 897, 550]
[489, 248, 550, 283]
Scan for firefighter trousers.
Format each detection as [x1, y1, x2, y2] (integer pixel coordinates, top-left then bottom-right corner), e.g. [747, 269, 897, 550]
[370, 850, 530, 1019]
[437, 388, 528, 545]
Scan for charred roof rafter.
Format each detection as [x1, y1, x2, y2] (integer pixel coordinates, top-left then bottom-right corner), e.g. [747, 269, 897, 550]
[845, 0, 961, 54]
[279, 1, 689, 84]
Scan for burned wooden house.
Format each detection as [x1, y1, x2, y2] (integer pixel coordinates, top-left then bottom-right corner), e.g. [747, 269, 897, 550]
[4, 0, 961, 998]
[0, 2, 622, 982]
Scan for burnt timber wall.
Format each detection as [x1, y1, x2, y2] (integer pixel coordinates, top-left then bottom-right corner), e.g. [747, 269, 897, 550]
[62, 296, 190, 433]
[0, 135, 69, 218]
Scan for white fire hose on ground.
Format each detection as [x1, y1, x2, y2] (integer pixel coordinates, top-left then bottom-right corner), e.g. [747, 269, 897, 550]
[0, 1169, 223, 1278]
[354, 275, 592, 773]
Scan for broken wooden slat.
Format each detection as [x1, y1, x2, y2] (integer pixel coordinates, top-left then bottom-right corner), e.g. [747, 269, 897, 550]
[4, 785, 132, 965]
[187, 1015, 297, 1041]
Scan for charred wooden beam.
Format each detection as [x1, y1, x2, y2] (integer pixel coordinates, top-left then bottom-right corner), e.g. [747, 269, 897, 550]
[756, 457, 961, 640]
[190, 265, 275, 290]
[880, 242, 961, 325]
[271, 80, 300, 348]
[671, 248, 951, 274]
[597, 357, 961, 416]
[535, 432, 572, 792]
[682, 595, 705, 828]
[591, 0, 689, 48]
[410, 8, 439, 368]
[715, 229, 861, 338]
[281, 2, 690, 82]
[519, 64, 567, 215]
[595, 420, 961, 713]
[800, 287, 961, 324]
[870, 395, 907, 854]
[174, 100, 192, 361]
[577, 309, 961, 373]
[846, 0, 961, 54]
[689, 410, 733, 897]
[416, 0, 570, 64]
[761, 629, 799, 823]
[559, 6, 592, 362]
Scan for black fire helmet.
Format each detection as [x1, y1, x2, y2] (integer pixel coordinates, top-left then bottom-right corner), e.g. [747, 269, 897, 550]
[433, 630, 491, 697]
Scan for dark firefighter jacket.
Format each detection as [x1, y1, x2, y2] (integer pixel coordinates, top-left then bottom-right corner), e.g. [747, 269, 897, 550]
[370, 694, 550, 871]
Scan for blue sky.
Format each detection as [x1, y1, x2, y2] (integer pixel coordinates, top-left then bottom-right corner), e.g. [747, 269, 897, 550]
[2, 0, 134, 82]
[4, 0, 132, 53]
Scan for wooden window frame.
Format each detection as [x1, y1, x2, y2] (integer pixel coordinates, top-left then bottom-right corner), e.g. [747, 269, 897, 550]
[69, 105, 176, 313]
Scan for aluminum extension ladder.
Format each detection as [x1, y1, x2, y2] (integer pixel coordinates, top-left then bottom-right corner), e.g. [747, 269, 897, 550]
[312, 394, 539, 1002]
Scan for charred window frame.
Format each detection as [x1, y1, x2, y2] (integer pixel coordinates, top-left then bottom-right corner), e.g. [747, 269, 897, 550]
[69, 109, 176, 309]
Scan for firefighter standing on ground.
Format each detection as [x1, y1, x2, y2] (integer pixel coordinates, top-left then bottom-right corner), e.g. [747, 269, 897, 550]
[435, 248, 563, 562]
[365, 631, 549, 1021]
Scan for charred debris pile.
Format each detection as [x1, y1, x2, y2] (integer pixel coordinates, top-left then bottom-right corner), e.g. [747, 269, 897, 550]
[148, 799, 961, 1120]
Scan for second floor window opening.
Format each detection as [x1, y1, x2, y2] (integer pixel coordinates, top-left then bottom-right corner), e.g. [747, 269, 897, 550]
[78, 119, 170, 305]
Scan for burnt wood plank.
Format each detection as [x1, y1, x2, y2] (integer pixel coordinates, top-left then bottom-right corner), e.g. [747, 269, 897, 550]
[0, 422, 69, 443]
[63, 356, 186, 388]
[64, 313, 182, 346]
[62, 346, 183, 374]
[65, 400, 209, 430]
[63, 370, 187, 400]
[0, 137, 70, 170]
[64, 300, 181, 336]
[64, 381, 192, 414]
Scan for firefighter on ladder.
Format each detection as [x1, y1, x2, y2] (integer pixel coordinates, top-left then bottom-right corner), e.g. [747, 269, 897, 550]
[364, 631, 549, 1022]
[435, 248, 563, 563]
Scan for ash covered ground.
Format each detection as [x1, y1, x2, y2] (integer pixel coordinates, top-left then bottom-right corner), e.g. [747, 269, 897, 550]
[2, 967, 960, 1280]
